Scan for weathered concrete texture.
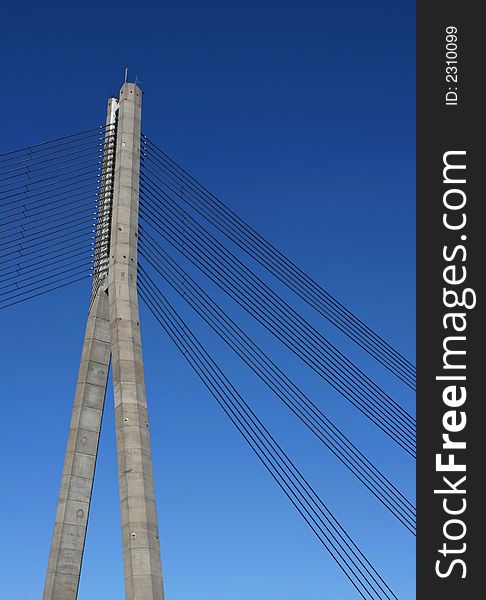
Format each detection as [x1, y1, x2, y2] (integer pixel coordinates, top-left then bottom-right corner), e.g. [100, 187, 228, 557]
[108, 82, 164, 600]
[43, 287, 111, 600]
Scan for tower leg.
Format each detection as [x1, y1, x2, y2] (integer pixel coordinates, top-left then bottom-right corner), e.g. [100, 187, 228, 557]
[43, 288, 111, 600]
[109, 82, 164, 600]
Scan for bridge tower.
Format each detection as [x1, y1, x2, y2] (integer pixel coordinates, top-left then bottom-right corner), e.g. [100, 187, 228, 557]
[43, 81, 164, 600]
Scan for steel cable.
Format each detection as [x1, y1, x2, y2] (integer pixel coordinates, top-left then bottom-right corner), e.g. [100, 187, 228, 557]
[141, 137, 415, 388]
[139, 270, 398, 600]
[139, 237, 415, 533]
[138, 181, 415, 455]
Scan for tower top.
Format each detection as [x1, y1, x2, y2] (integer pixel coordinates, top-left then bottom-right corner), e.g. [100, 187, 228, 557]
[119, 81, 142, 103]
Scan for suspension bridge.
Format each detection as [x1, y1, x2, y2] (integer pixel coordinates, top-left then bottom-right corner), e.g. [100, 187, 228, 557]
[0, 80, 416, 600]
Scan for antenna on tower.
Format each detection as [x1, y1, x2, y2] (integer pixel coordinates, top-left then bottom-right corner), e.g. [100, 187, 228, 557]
[124, 67, 128, 83]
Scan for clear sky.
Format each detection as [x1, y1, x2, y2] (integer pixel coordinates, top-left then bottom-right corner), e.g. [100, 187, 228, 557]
[0, 1, 415, 598]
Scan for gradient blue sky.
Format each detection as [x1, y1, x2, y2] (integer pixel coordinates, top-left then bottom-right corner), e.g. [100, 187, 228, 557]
[0, 1, 415, 598]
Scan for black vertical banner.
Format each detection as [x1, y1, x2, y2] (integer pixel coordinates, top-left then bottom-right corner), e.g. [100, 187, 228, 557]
[417, 4, 483, 599]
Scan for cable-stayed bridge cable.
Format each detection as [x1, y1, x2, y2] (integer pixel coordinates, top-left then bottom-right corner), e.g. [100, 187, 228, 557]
[0, 194, 99, 233]
[0, 126, 111, 310]
[0, 144, 111, 184]
[0, 161, 103, 202]
[0, 232, 94, 271]
[138, 205, 415, 457]
[141, 138, 416, 386]
[139, 237, 415, 533]
[138, 179, 415, 456]
[141, 136, 416, 389]
[0, 175, 102, 216]
[0, 211, 96, 252]
[0, 266, 91, 310]
[0, 247, 93, 285]
[0, 259, 92, 298]
[138, 170, 416, 440]
[0, 125, 114, 163]
[138, 269, 398, 600]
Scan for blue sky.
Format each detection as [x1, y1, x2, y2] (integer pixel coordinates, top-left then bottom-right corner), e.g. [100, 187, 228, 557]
[0, 1, 415, 598]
